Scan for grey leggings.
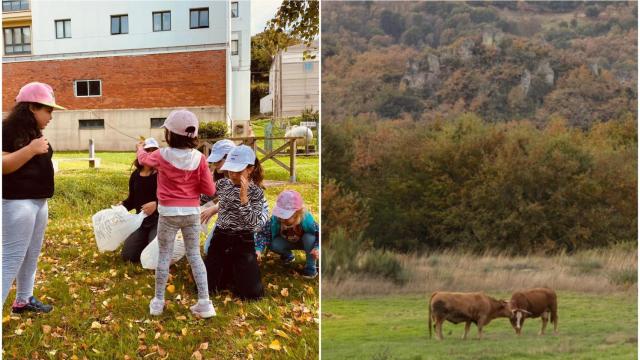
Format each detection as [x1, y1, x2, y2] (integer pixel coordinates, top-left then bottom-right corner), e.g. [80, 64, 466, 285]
[156, 214, 209, 301]
[2, 199, 48, 305]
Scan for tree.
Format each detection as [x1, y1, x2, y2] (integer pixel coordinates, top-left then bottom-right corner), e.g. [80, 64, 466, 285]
[251, 30, 295, 83]
[267, 0, 319, 57]
[380, 10, 406, 40]
[585, 5, 600, 18]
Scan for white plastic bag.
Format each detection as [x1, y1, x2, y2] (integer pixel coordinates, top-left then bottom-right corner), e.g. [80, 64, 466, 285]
[92, 205, 147, 252]
[140, 230, 186, 270]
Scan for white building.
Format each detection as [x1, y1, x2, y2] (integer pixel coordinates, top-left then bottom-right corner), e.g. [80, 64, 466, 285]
[261, 40, 319, 118]
[2, 0, 251, 150]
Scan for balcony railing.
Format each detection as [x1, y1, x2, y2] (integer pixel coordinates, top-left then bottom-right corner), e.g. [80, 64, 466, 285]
[2, 0, 29, 12]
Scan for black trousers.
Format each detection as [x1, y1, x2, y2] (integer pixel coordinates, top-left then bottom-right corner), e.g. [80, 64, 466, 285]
[205, 228, 264, 300]
[121, 224, 157, 263]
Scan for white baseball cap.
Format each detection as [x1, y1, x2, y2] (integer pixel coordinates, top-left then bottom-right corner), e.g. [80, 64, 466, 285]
[207, 139, 236, 163]
[162, 109, 198, 138]
[220, 145, 256, 172]
[143, 137, 159, 149]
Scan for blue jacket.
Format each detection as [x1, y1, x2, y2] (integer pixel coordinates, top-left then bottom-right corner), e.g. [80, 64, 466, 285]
[255, 211, 319, 252]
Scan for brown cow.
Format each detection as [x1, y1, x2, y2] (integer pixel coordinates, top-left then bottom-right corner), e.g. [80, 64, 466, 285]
[509, 288, 558, 336]
[428, 292, 512, 340]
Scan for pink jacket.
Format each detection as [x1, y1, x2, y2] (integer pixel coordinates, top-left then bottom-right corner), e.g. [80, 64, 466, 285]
[137, 147, 215, 207]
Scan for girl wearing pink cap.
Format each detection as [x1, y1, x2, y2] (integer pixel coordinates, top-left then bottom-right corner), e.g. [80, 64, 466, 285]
[136, 109, 216, 318]
[256, 190, 319, 278]
[2, 82, 65, 313]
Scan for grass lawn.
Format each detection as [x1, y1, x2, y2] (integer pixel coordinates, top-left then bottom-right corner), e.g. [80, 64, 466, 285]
[321, 292, 637, 360]
[3, 151, 319, 359]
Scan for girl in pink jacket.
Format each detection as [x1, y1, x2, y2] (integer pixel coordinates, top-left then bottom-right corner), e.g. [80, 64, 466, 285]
[137, 109, 216, 318]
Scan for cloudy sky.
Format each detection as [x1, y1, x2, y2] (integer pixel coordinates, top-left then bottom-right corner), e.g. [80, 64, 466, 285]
[251, 0, 282, 35]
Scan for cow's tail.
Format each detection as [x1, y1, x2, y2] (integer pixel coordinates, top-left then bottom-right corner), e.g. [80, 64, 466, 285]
[428, 292, 436, 339]
[551, 294, 558, 332]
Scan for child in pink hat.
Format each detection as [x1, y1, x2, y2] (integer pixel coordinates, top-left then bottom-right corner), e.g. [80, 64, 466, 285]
[3, 82, 65, 313]
[256, 190, 319, 278]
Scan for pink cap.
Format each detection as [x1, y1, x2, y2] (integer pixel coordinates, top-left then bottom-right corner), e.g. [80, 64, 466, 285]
[16, 82, 66, 110]
[272, 190, 303, 219]
[162, 109, 198, 138]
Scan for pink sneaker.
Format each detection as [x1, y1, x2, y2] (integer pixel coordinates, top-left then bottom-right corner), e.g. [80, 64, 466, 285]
[190, 299, 216, 318]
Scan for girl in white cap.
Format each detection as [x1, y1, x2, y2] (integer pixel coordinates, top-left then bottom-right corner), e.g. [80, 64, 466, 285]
[119, 138, 160, 264]
[2, 82, 65, 313]
[200, 140, 269, 256]
[136, 109, 216, 318]
[204, 145, 268, 300]
[256, 190, 319, 278]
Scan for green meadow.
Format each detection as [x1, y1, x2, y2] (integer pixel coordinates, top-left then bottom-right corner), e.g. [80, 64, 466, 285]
[3, 151, 318, 359]
[322, 292, 637, 360]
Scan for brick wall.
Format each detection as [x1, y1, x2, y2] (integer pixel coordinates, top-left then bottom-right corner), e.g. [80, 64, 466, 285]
[2, 50, 226, 111]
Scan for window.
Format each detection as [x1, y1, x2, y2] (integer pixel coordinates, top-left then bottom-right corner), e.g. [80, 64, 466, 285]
[150, 118, 165, 128]
[79, 119, 105, 129]
[55, 19, 71, 39]
[190, 8, 209, 29]
[2, 0, 28, 12]
[74, 80, 102, 97]
[231, 2, 239, 18]
[3, 26, 30, 55]
[111, 15, 128, 35]
[153, 11, 170, 32]
[231, 39, 238, 55]
[304, 62, 313, 72]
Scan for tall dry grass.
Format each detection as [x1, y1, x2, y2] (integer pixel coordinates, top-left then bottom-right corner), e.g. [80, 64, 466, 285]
[322, 245, 637, 298]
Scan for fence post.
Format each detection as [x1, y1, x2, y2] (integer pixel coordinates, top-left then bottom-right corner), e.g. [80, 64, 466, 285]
[289, 138, 297, 183]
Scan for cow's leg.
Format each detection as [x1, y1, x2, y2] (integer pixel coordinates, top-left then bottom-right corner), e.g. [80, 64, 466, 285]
[551, 304, 559, 335]
[540, 311, 549, 335]
[462, 321, 471, 340]
[436, 319, 444, 341]
[477, 317, 486, 340]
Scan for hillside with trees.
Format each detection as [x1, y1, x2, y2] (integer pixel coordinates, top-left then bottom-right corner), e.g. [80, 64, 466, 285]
[322, 1, 636, 127]
[322, 1, 637, 253]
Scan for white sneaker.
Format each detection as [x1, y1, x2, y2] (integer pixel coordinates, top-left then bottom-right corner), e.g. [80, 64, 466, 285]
[149, 298, 165, 316]
[190, 299, 216, 318]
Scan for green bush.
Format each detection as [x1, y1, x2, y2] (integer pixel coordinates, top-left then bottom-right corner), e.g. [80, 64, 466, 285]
[251, 82, 270, 116]
[301, 108, 319, 123]
[199, 121, 228, 139]
[358, 249, 408, 285]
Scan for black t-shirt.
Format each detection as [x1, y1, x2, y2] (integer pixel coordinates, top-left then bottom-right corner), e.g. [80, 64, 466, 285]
[2, 130, 54, 200]
[122, 169, 159, 227]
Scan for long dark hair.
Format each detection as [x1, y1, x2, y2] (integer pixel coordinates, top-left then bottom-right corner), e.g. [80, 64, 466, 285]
[2, 102, 50, 150]
[165, 129, 199, 149]
[131, 147, 159, 172]
[249, 158, 265, 189]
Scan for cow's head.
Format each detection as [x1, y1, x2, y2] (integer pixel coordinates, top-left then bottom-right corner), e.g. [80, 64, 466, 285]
[494, 300, 513, 318]
[508, 300, 532, 331]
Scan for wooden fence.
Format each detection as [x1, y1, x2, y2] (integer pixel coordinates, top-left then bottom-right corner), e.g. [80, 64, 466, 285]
[199, 136, 304, 183]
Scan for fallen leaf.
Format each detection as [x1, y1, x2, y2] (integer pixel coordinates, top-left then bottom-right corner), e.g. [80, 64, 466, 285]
[2, 315, 10, 323]
[253, 329, 265, 337]
[42, 325, 52, 334]
[192, 350, 202, 360]
[199, 342, 209, 350]
[275, 329, 290, 339]
[181, 327, 188, 336]
[280, 288, 289, 297]
[223, 296, 233, 305]
[90, 321, 102, 330]
[14, 328, 24, 336]
[167, 285, 175, 294]
[269, 339, 281, 351]
[175, 315, 187, 321]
